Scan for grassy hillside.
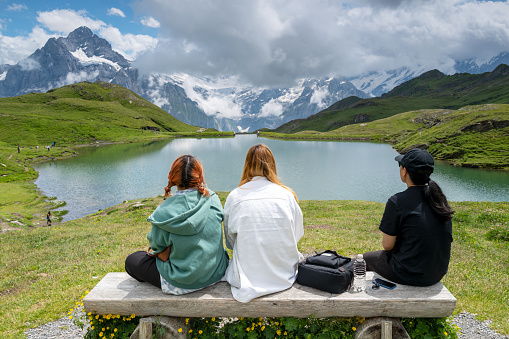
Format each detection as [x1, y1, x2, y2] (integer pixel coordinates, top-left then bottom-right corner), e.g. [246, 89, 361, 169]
[275, 64, 509, 134]
[0, 81, 208, 147]
[262, 104, 509, 169]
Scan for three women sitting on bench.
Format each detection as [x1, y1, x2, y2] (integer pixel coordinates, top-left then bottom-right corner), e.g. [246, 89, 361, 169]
[125, 145, 452, 300]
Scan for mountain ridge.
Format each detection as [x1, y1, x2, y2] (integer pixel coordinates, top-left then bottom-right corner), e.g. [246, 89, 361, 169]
[275, 64, 509, 134]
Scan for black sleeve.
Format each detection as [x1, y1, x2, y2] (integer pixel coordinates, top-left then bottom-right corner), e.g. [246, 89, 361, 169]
[379, 197, 401, 236]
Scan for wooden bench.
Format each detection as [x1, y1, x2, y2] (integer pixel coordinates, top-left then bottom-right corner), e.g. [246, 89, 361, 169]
[83, 272, 456, 339]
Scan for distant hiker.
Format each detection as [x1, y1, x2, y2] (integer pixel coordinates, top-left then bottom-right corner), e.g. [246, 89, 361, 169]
[223, 144, 304, 302]
[125, 155, 228, 295]
[17, 145, 20, 153]
[36, 146, 39, 151]
[46, 211, 52, 226]
[363, 148, 454, 287]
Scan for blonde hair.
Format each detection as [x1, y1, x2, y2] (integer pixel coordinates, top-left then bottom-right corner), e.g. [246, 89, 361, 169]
[239, 144, 298, 201]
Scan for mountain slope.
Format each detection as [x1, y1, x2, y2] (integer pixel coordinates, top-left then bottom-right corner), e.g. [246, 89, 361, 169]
[264, 104, 509, 169]
[0, 81, 201, 146]
[275, 64, 509, 134]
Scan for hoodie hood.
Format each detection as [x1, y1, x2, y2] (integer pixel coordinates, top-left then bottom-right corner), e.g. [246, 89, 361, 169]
[147, 191, 215, 235]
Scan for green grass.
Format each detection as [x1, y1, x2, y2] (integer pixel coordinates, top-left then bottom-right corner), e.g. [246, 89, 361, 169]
[0, 193, 508, 338]
[0, 81, 224, 147]
[262, 104, 509, 169]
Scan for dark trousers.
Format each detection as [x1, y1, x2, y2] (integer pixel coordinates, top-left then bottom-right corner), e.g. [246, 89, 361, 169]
[363, 250, 407, 284]
[125, 251, 162, 288]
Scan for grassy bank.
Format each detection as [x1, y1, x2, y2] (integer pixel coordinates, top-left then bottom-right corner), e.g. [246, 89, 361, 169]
[0, 193, 507, 338]
[261, 104, 509, 170]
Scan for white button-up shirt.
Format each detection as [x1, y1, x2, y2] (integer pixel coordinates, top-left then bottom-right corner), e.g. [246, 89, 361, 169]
[224, 176, 304, 303]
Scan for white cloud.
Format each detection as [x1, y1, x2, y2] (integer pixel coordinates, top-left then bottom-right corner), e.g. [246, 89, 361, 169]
[56, 70, 101, 88]
[7, 3, 27, 11]
[18, 57, 40, 70]
[98, 26, 158, 61]
[140, 16, 160, 28]
[135, 0, 509, 87]
[181, 77, 243, 119]
[0, 27, 56, 65]
[107, 8, 126, 18]
[310, 87, 329, 108]
[36, 9, 105, 33]
[259, 99, 284, 118]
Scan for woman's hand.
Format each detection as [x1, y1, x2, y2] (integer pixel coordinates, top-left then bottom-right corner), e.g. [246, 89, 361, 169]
[157, 246, 172, 262]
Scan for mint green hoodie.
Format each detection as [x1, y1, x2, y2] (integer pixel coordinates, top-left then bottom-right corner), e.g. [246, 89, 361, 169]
[147, 190, 229, 289]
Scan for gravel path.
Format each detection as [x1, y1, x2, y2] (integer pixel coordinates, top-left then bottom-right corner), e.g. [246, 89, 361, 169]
[25, 311, 508, 338]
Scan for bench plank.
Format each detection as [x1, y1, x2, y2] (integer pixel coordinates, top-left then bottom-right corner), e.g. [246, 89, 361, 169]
[83, 272, 456, 318]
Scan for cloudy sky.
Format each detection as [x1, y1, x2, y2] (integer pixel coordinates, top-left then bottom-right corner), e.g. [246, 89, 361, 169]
[1, 0, 509, 87]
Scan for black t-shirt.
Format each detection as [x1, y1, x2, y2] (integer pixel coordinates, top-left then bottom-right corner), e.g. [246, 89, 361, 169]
[379, 186, 453, 286]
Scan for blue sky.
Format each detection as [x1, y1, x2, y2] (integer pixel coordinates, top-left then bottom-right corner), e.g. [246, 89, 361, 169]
[1, 0, 509, 87]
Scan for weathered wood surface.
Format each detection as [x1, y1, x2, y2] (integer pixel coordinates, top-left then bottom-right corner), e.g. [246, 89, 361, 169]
[83, 272, 456, 318]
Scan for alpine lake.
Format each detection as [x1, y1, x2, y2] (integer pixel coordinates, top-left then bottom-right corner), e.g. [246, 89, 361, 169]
[34, 134, 509, 221]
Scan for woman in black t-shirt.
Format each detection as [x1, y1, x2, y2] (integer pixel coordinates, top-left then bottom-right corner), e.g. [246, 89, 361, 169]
[364, 148, 454, 286]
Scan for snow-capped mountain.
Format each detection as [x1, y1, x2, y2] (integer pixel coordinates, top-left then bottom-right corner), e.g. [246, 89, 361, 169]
[0, 27, 367, 132]
[144, 73, 368, 131]
[348, 52, 509, 98]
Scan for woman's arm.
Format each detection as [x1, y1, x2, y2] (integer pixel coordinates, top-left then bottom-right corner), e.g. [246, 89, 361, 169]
[382, 233, 397, 251]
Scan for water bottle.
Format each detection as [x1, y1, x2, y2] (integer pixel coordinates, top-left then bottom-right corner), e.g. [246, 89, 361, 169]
[353, 254, 366, 292]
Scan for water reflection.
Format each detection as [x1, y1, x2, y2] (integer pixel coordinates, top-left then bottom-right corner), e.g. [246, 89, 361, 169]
[35, 135, 509, 221]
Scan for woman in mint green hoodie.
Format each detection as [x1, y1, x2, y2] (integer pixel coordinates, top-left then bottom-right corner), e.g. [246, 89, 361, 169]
[125, 155, 229, 294]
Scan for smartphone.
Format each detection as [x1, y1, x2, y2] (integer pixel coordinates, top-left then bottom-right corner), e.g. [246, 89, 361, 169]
[374, 278, 397, 289]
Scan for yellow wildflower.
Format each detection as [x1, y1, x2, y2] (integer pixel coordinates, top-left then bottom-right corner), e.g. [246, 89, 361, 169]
[69, 316, 73, 320]
[99, 332, 103, 337]
[178, 328, 183, 333]
[186, 318, 190, 324]
[352, 327, 357, 331]
[199, 330, 203, 334]
[114, 328, 117, 332]
[91, 326, 95, 330]
[445, 332, 448, 336]
[212, 317, 215, 321]
[261, 326, 265, 331]
[284, 331, 287, 335]
[277, 330, 282, 335]
[189, 329, 193, 333]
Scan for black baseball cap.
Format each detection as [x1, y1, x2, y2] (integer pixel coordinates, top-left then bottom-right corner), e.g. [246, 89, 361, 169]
[395, 148, 434, 174]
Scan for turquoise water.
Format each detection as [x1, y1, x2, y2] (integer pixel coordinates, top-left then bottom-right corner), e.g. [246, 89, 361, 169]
[34, 134, 509, 221]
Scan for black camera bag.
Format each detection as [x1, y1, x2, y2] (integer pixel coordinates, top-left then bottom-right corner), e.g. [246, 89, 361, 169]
[296, 250, 354, 294]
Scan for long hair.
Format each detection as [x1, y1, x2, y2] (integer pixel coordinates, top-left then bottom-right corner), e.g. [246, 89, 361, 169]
[164, 155, 210, 198]
[239, 144, 298, 201]
[407, 171, 454, 221]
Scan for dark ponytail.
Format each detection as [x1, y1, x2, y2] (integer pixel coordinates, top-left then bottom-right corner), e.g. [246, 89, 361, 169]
[408, 172, 454, 221]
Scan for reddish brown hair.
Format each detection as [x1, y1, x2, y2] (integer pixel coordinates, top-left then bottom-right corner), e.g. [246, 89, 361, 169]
[239, 144, 298, 201]
[164, 155, 209, 198]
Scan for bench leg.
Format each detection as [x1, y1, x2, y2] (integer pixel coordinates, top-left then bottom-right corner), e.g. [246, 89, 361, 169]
[130, 316, 188, 339]
[355, 317, 410, 339]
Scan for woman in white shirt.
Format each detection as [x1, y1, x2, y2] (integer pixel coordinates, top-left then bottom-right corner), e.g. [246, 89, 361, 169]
[224, 144, 304, 303]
